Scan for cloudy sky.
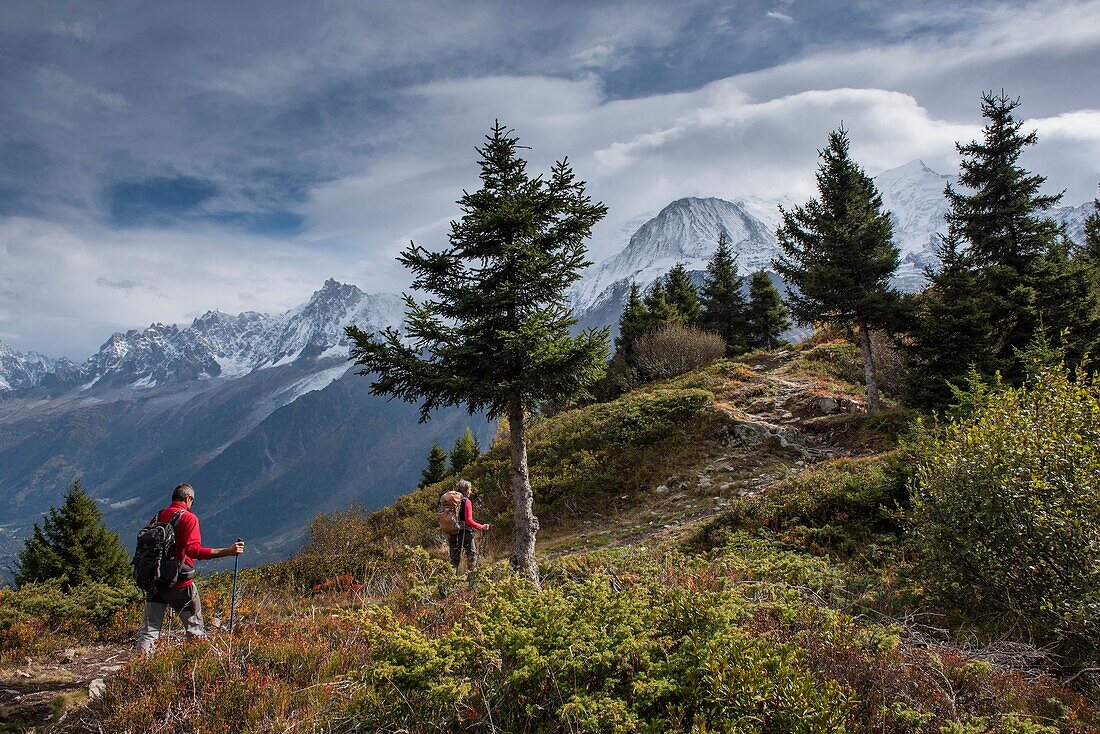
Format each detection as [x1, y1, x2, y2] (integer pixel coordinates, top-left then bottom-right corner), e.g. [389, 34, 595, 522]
[2, 0, 1099, 358]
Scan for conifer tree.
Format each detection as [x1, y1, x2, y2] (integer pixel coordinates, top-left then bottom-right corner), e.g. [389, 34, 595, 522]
[615, 281, 649, 362]
[745, 271, 790, 350]
[1083, 188, 1100, 266]
[449, 427, 481, 475]
[774, 127, 900, 411]
[944, 92, 1064, 381]
[419, 443, 450, 488]
[947, 92, 1062, 271]
[905, 232, 994, 410]
[1032, 237, 1100, 367]
[348, 123, 608, 582]
[699, 231, 748, 355]
[14, 479, 132, 591]
[664, 263, 700, 324]
[641, 279, 680, 332]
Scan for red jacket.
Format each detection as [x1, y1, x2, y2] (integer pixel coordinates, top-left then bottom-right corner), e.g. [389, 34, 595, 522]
[157, 501, 214, 588]
[461, 496, 486, 531]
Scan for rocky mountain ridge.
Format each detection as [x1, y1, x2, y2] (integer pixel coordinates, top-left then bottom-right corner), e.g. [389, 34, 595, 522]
[1, 279, 404, 395]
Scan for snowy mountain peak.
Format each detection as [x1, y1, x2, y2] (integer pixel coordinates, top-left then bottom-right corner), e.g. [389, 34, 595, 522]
[0, 280, 404, 395]
[572, 197, 775, 312]
[0, 340, 73, 392]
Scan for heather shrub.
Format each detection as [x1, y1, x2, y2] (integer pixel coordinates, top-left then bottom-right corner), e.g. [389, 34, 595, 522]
[909, 362, 1100, 663]
[633, 324, 726, 380]
[88, 547, 1096, 733]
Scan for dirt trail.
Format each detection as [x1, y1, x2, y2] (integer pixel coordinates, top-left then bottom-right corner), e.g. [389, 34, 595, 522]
[608, 361, 867, 549]
[0, 644, 131, 732]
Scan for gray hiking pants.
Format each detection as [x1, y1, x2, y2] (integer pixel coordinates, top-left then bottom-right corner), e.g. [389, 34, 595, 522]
[136, 582, 205, 654]
[447, 528, 477, 571]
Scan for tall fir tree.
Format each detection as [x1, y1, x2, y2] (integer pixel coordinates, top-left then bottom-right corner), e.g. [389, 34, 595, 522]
[615, 281, 649, 362]
[14, 479, 132, 591]
[745, 271, 790, 350]
[449, 427, 481, 475]
[943, 91, 1065, 381]
[347, 123, 608, 582]
[664, 263, 701, 325]
[419, 443, 450, 488]
[774, 127, 900, 411]
[699, 231, 748, 355]
[905, 231, 995, 410]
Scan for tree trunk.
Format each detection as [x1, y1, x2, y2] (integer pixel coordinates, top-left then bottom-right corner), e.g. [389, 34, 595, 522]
[507, 393, 540, 585]
[857, 321, 882, 412]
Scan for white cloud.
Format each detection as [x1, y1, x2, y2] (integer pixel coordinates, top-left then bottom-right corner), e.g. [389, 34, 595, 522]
[767, 10, 795, 23]
[0, 216, 358, 358]
[4, 0, 1099, 357]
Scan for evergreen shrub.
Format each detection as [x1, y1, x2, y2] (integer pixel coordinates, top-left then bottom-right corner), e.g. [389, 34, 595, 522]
[0, 580, 140, 660]
[909, 362, 1100, 663]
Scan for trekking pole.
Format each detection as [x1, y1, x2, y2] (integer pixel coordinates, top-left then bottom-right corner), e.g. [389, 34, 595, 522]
[229, 538, 242, 634]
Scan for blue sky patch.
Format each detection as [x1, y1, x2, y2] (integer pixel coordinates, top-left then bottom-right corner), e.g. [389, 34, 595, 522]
[108, 176, 218, 227]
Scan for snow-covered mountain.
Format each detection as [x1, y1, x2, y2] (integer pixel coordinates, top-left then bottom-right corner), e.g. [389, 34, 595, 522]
[0, 278, 488, 571]
[4, 279, 404, 394]
[1054, 202, 1095, 247]
[0, 340, 77, 392]
[572, 160, 1095, 331]
[572, 197, 779, 315]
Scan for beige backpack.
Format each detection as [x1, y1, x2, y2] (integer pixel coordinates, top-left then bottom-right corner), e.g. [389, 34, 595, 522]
[438, 490, 465, 535]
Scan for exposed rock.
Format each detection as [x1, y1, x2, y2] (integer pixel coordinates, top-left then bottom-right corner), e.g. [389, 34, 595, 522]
[813, 396, 839, 415]
[58, 648, 78, 663]
[88, 678, 107, 699]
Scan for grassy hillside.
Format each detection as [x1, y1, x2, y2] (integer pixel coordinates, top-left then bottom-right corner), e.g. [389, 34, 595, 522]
[2, 335, 1097, 733]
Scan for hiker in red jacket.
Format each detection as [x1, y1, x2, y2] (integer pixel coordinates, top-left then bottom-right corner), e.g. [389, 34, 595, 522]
[448, 479, 489, 572]
[135, 483, 244, 653]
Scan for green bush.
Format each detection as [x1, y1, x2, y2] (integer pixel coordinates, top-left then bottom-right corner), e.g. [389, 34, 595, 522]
[701, 454, 912, 560]
[0, 580, 141, 660]
[909, 363, 1100, 662]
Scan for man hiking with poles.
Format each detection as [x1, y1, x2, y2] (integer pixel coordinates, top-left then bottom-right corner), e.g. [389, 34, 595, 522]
[134, 483, 245, 653]
[438, 479, 489, 572]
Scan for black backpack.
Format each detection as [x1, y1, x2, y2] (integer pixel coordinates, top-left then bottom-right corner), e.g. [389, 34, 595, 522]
[133, 510, 192, 594]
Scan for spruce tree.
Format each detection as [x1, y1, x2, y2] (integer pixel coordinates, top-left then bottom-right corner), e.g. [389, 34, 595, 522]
[664, 263, 700, 324]
[774, 127, 900, 411]
[347, 123, 608, 582]
[905, 231, 994, 410]
[944, 91, 1064, 381]
[699, 231, 748, 355]
[14, 479, 132, 591]
[449, 427, 481, 475]
[615, 281, 649, 362]
[745, 271, 790, 350]
[419, 443, 450, 488]
[641, 279, 680, 332]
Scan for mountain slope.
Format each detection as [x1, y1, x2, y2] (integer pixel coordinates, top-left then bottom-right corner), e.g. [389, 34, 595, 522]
[0, 279, 489, 570]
